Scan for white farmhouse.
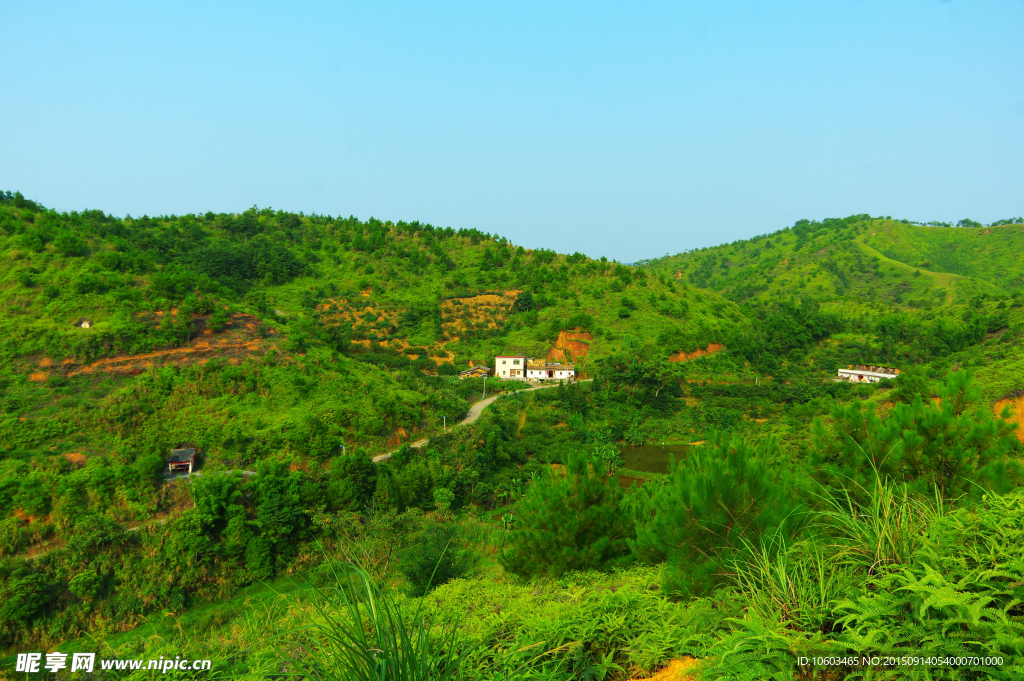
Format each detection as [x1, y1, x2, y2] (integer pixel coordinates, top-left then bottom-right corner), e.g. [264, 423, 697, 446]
[837, 364, 900, 383]
[495, 355, 527, 379]
[526, 359, 576, 381]
[495, 355, 576, 382]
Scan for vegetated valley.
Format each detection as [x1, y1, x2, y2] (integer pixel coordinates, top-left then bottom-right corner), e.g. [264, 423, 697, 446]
[2, 191, 1024, 680]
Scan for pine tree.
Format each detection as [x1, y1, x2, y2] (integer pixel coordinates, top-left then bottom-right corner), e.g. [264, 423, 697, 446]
[812, 371, 1023, 498]
[499, 451, 631, 579]
[632, 431, 806, 597]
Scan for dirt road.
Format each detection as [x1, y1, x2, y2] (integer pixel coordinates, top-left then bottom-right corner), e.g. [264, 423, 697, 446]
[372, 381, 570, 463]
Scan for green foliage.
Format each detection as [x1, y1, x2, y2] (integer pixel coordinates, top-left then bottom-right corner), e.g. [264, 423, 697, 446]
[632, 431, 807, 597]
[328, 454, 378, 512]
[812, 371, 1024, 498]
[891, 365, 931, 403]
[397, 520, 474, 597]
[5, 192, 1024, 678]
[832, 490, 1024, 677]
[278, 564, 474, 681]
[500, 451, 632, 579]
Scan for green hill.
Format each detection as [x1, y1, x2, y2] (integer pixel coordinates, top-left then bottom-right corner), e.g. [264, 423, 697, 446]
[4, 193, 1024, 678]
[639, 215, 1022, 308]
[0, 191, 738, 373]
[0, 190, 754, 548]
[864, 218, 1024, 289]
[639, 215, 1021, 370]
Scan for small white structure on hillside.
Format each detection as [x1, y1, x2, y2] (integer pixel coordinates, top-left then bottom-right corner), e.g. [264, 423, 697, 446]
[527, 359, 576, 381]
[837, 365, 900, 383]
[495, 355, 527, 379]
[495, 355, 576, 382]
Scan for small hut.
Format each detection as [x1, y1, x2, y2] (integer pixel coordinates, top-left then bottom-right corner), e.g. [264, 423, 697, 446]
[74, 318, 93, 329]
[459, 366, 491, 380]
[167, 448, 197, 474]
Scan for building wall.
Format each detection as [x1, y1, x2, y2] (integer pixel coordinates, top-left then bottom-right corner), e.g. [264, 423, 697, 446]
[495, 356, 527, 379]
[837, 370, 896, 384]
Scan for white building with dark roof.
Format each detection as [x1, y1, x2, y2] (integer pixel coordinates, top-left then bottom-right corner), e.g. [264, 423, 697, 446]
[495, 355, 575, 382]
[837, 365, 900, 383]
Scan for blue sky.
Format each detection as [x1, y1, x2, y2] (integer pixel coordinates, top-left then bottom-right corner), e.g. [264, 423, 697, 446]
[2, 1, 1022, 262]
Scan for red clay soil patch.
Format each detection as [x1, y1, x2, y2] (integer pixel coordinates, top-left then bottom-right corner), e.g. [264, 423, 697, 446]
[62, 452, 87, 467]
[669, 343, 724, 363]
[547, 329, 592, 363]
[994, 396, 1024, 444]
[12, 509, 35, 523]
[631, 658, 700, 681]
[64, 339, 266, 377]
[440, 291, 518, 340]
[386, 427, 410, 447]
[35, 313, 275, 379]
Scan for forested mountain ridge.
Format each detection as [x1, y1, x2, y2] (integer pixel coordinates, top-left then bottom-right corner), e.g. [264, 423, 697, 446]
[0, 190, 737, 373]
[638, 215, 1022, 369]
[0, 189, 743, 481]
[640, 215, 1023, 308]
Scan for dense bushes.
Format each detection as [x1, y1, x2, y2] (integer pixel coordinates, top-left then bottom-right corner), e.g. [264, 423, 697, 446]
[398, 521, 474, 596]
[812, 371, 1023, 498]
[500, 450, 632, 579]
[632, 431, 807, 596]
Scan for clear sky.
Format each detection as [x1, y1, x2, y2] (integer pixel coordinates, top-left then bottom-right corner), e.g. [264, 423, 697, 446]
[2, 1, 1022, 262]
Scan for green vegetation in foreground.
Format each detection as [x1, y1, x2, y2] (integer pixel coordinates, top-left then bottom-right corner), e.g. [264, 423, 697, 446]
[2, 191, 1024, 679]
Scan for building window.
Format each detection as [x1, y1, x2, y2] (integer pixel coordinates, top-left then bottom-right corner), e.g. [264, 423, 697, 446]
[513, 359, 520, 365]
[502, 360, 506, 365]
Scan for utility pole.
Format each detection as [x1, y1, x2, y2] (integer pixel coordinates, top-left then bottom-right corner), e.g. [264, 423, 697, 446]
[482, 373, 487, 400]
[443, 416, 446, 431]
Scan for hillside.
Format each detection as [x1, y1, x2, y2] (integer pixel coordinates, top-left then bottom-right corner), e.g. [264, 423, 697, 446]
[0, 190, 744, 457]
[639, 215, 1023, 307]
[639, 215, 1021, 371]
[4, 193, 1024, 680]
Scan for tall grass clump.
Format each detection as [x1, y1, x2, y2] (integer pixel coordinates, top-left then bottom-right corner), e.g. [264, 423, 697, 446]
[733, 537, 845, 632]
[816, 470, 939, 571]
[278, 564, 475, 681]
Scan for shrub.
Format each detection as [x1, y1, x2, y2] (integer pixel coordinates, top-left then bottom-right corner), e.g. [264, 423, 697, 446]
[500, 450, 632, 579]
[208, 306, 231, 332]
[54, 232, 88, 256]
[398, 521, 473, 597]
[632, 431, 807, 597]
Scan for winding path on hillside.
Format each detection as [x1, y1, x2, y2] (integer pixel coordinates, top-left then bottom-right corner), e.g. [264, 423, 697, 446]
[26, 381, 582, 560]
[371, 381, 581, 463]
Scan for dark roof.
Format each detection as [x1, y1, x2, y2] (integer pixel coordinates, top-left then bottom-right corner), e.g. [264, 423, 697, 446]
[168, 448, 196, 463]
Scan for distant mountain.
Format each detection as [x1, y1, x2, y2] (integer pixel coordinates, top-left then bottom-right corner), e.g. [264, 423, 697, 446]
[638, 215, 1022, 310]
